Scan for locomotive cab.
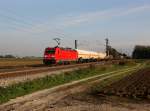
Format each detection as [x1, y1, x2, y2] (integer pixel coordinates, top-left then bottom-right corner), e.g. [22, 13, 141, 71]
[43, 47, 57, 64]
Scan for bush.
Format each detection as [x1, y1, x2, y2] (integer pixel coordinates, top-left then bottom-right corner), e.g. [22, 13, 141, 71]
[132, 45, 150, 59]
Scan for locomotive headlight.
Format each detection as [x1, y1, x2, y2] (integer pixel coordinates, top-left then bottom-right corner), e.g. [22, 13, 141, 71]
[44, 55, 48, 58]
[51, 55, 55, 57]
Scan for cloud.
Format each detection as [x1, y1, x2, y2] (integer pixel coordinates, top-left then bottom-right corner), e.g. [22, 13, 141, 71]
[7, 4, 150, 36]
[120, 5, 150, 16]
[57, 5, 150, 28]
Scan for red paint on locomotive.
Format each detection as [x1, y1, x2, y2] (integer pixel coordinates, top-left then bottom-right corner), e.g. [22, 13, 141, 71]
[43, 47, 78, 64]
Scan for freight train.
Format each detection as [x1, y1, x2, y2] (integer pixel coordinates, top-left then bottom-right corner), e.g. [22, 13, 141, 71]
[43, 46, 106, 65]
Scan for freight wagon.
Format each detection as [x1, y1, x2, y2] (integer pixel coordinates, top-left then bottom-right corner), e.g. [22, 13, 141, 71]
[77, 49, 106, 62]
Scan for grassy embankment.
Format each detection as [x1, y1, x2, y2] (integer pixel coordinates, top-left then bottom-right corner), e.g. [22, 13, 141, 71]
[0, 61, 139, 104]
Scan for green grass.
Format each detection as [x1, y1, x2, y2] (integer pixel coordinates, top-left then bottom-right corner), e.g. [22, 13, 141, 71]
[0, 62, 138, 104]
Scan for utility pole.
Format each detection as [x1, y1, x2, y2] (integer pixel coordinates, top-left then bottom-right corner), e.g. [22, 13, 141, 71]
[105, 38, 109, 57]
[75, 40, 78, 49]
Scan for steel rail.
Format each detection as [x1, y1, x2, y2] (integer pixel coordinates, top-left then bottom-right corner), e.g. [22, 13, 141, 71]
[0, 62, 103, 79]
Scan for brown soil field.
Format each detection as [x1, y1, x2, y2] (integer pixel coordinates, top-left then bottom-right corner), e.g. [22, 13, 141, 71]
[98, 68, 150, 100]
[46, 91, 150, 111]
[0, 58, 43, 69]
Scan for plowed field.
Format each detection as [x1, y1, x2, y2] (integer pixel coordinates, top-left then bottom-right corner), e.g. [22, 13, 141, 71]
[99, 68, 150, 99]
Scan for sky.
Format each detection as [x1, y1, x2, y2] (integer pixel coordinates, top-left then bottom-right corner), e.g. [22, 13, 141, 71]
[0, 0, 150, 57]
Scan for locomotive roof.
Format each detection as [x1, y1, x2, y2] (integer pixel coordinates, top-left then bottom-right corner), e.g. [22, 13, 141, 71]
[46, 47, 76, 51]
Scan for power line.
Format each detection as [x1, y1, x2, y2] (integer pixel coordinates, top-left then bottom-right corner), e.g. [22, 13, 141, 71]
[0, 10, 66, 37]
[0, 13, 33, 27]
[0, 9, 77, 44]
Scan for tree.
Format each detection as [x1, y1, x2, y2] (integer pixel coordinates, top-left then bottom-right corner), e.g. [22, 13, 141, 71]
[4, 54, 16, 58]
[108, 46, 122, 59]
[132, 45, 150, 59]
[0, 55, 4, 58]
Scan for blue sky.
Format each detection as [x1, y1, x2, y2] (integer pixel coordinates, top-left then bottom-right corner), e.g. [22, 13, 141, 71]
[0, 0, 150, 56]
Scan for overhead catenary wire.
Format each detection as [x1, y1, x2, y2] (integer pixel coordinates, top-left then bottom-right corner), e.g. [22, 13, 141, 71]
[0, 9, 67, 38]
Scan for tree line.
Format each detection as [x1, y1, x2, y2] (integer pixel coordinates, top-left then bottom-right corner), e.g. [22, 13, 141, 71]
[108, 46, 129, 59]
[0, 55, 41, 59]
[0, 55, 16, 58]
[132, 45, 150, 59]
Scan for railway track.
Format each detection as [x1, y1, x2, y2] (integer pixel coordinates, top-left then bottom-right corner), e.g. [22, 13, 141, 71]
[0, 60, 122, 79]
[0, 60, 119, 79]
[0, 63, 142, 111]
[0, 60, 125, 86]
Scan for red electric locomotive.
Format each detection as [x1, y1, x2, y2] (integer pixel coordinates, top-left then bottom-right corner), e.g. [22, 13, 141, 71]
[43, 47, 78, 64]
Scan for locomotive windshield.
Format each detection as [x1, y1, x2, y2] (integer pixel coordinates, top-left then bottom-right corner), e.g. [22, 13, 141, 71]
[45, 50, 55, 54]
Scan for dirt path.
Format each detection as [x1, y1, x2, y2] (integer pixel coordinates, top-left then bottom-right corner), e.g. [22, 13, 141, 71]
[48, 92, 150, 111]
[0, 64, 142, 111]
